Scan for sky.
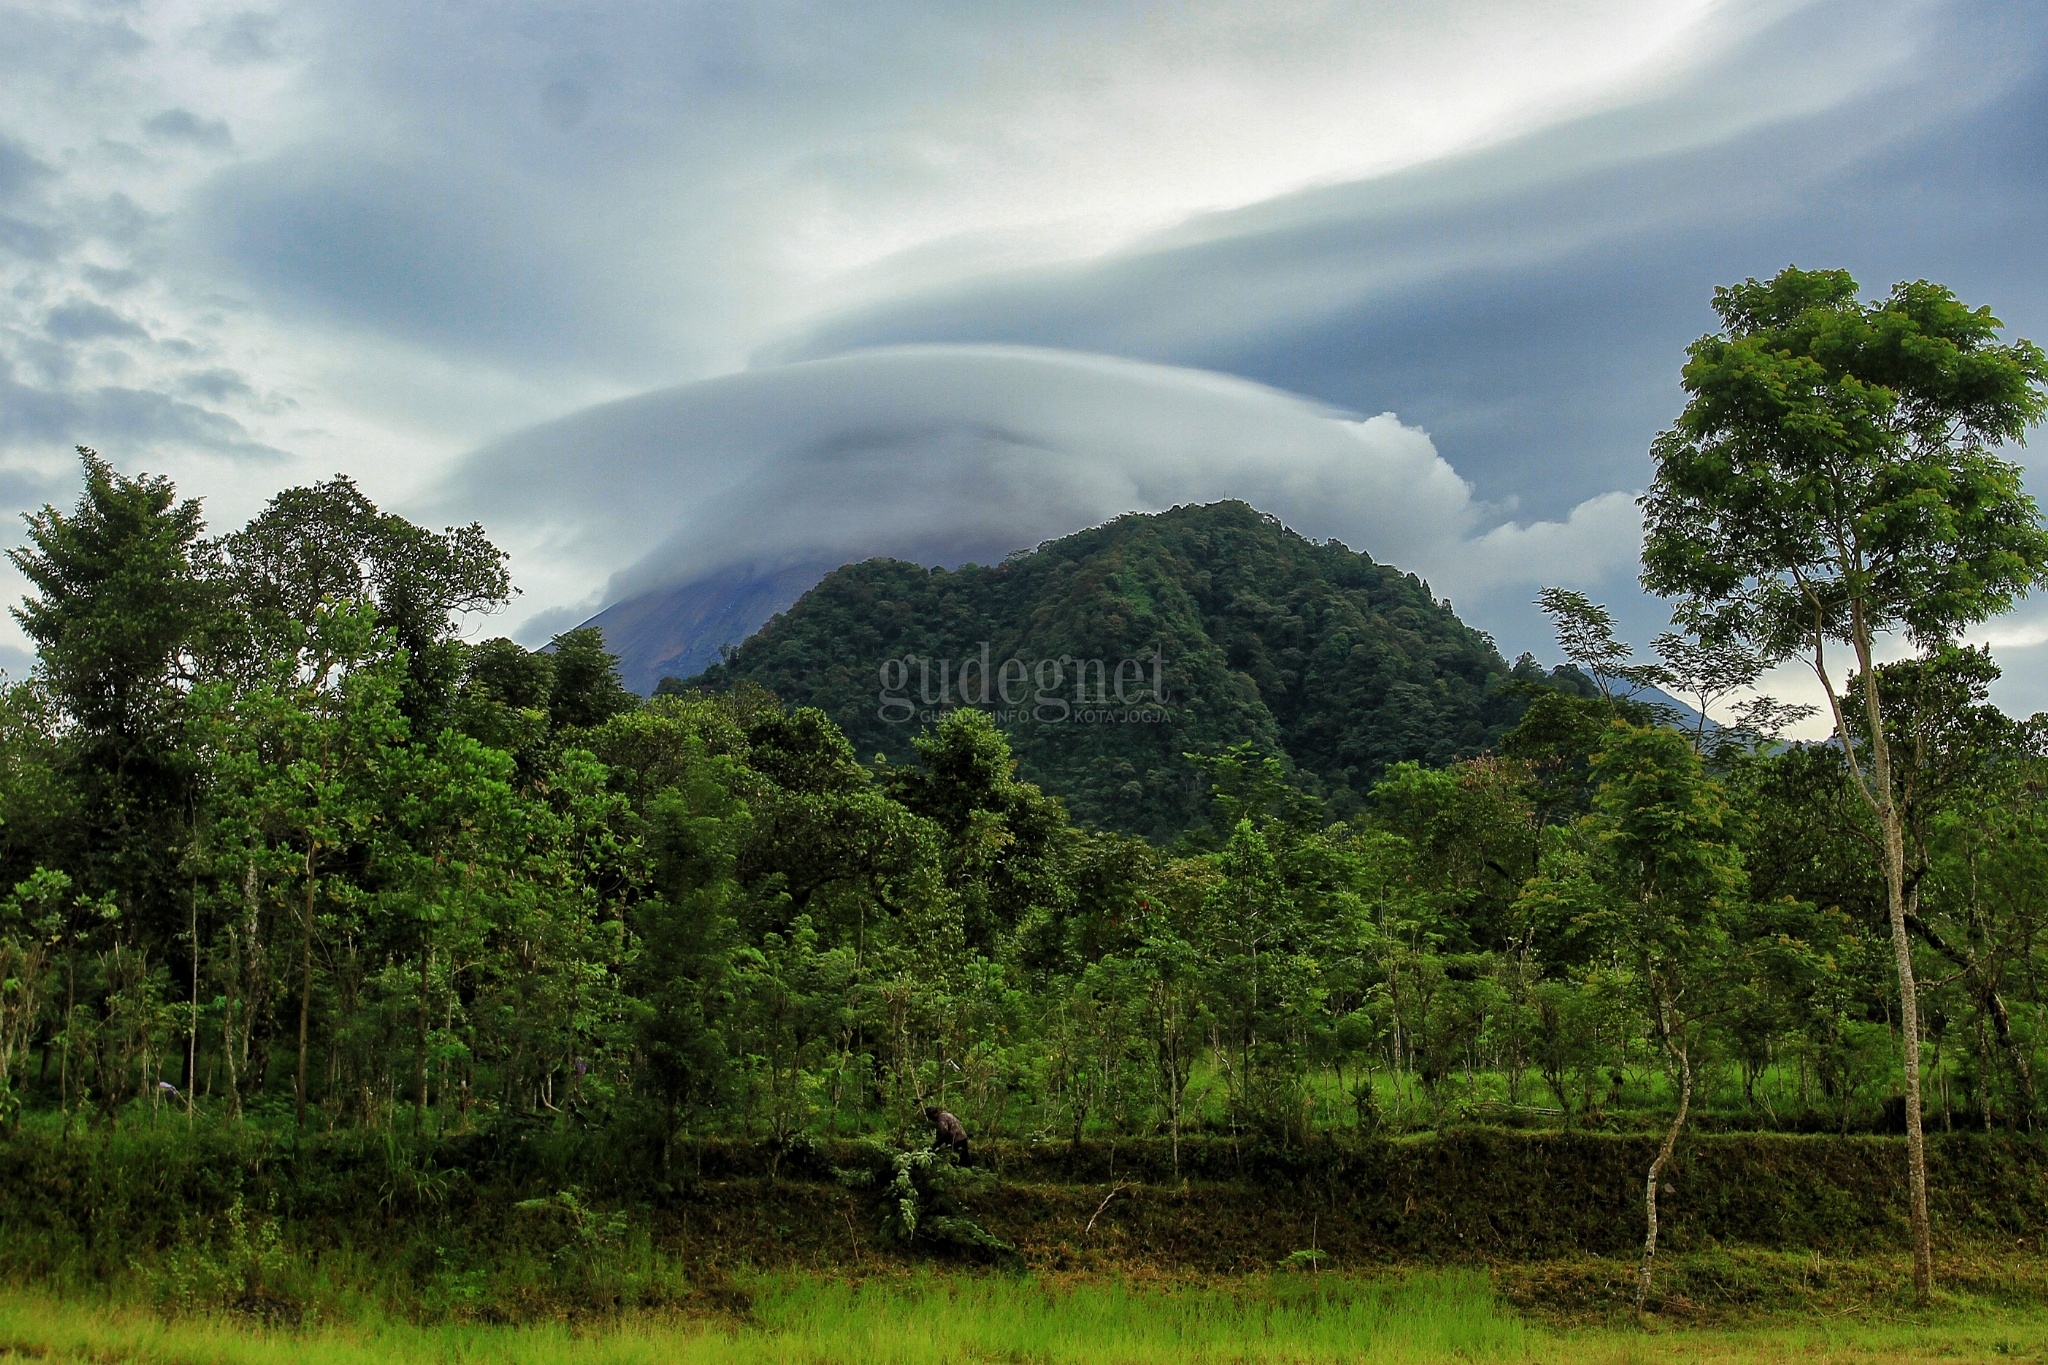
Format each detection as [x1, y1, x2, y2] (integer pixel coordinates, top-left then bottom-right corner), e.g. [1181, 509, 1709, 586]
[3, 0, 2046, 721]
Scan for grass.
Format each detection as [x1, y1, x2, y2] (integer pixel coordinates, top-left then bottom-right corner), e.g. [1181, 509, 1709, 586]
[5, 1268, 2048, 1365]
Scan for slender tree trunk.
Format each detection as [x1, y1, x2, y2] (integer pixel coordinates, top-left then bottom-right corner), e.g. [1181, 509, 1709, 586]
[1881, 807, 1934, 1299]
[1636, 1024, 1692, 1314]
[1818, 614, 1934, 1306]
[296, 846, 316, 1128]
[414, 931, 431, 1132]
[60, 940, 74, 1127]
[1853, 626, 1933, 1305]
[187, 884, 198, 1121]
[222, 921, 242, 1120]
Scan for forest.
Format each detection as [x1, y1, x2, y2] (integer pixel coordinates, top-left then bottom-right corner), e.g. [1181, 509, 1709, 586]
[2, 269, 2047, 1313]
[0, 453, 1968, 1157]
[678, 497, 1535, 837]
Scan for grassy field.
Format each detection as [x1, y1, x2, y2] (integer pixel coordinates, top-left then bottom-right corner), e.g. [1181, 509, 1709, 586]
[3, 1270, 2047, 1365]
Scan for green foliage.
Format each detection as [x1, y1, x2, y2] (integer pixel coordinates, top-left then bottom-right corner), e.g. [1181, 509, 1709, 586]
[1642, 266, 2048, 658]
[684, 501, 1528, 836]
[10, 447, 212, 753]
[7, 408, 2048, 1304]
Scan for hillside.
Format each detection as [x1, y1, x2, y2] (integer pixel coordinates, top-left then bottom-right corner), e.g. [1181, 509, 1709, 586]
[674, 501, 1535, 835]
[579, 560, 837, 693]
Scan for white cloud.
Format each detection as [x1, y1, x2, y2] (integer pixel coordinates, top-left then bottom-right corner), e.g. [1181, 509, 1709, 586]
[1442, 491, 1643, 604]
[435, 344, 1641, 651]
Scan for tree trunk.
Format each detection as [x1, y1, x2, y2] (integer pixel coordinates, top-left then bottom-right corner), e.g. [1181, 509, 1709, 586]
[1824, 615, 1934, 1307]
[414, 931, 431, 1132]
[187, 884, 198, 1120]
[1874, 807, 1934, 1301]
[296, 846, 316, 1128]
[60, 941, 74, 1126]
[1636, 1031, 1692, 1314]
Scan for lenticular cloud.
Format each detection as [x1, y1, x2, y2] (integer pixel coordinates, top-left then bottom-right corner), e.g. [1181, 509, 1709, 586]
[434, 344, 1638, 677]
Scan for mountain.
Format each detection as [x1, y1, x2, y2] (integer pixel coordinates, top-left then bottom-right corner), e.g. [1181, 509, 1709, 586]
[672, 501, 1536, 837]
[581, 561, 836, 695]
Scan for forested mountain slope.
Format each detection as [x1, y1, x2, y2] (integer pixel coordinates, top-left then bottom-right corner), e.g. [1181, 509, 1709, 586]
[676, 501, 1536, 835]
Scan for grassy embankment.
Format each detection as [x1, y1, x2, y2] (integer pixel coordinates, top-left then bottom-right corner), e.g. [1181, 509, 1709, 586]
[8, 1121, 2048, 1359]
[6, 1267, 2048, 1364]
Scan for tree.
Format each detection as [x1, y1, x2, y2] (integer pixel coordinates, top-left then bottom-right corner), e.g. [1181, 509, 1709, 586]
[1535, 589, 1659, 703]
[11, 449, 211, 752]
[1522, 725, 1747, 1311]
[1640, 267, 2048, 1302]
[0, 868, 67, 1127]
[1862, 649, 2038, 1126]
[546, 628, 639, 730]
[1649, 632, 1765, 754]
[9, 449, 213, 935]
[883, 709, 1071, 951]
[208, 476, 511, 723]
[197, 602, 406, 1125]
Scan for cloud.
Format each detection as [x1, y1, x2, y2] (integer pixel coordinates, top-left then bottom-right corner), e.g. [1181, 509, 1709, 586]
[190, 10, 282, 65]
[192, 154, 605, 365]
[765, 1, 2046, 520]
[174, 367, 255, 403]
[78, 264, 143, 292]
[6, 0, 2043, 703]
[144, 108, 233, 150]
[1453, 492, 1644, 601]
[0, 135, 52, 204]
[45, 299, 148, 343]
[435, 345, 1639, 654]
[0, 359, 285, 462]
[0, 462, 63, 510]
[143, 0, 1759, 392]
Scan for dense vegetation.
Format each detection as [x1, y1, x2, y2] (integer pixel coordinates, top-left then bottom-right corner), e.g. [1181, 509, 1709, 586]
[675, 500, 1536, 836]
[3, 457, 2045, 1153]
[2, 269, 2046, 1312]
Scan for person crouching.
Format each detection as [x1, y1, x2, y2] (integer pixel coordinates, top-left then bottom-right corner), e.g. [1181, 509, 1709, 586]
[925, 1106, 969, 1162]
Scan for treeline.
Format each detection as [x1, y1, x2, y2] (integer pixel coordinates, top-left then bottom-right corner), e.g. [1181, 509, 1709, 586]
[1, 450, 2045, 1161]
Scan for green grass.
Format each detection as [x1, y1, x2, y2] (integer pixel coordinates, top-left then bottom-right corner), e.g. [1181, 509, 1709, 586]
[6, 1270, 2048, 1365]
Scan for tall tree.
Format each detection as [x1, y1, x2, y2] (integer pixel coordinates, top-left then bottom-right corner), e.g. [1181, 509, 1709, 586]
[208, 476, 511, 723]
[1640, 266, 2048, 1301]
[9, 449, 213, 937]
